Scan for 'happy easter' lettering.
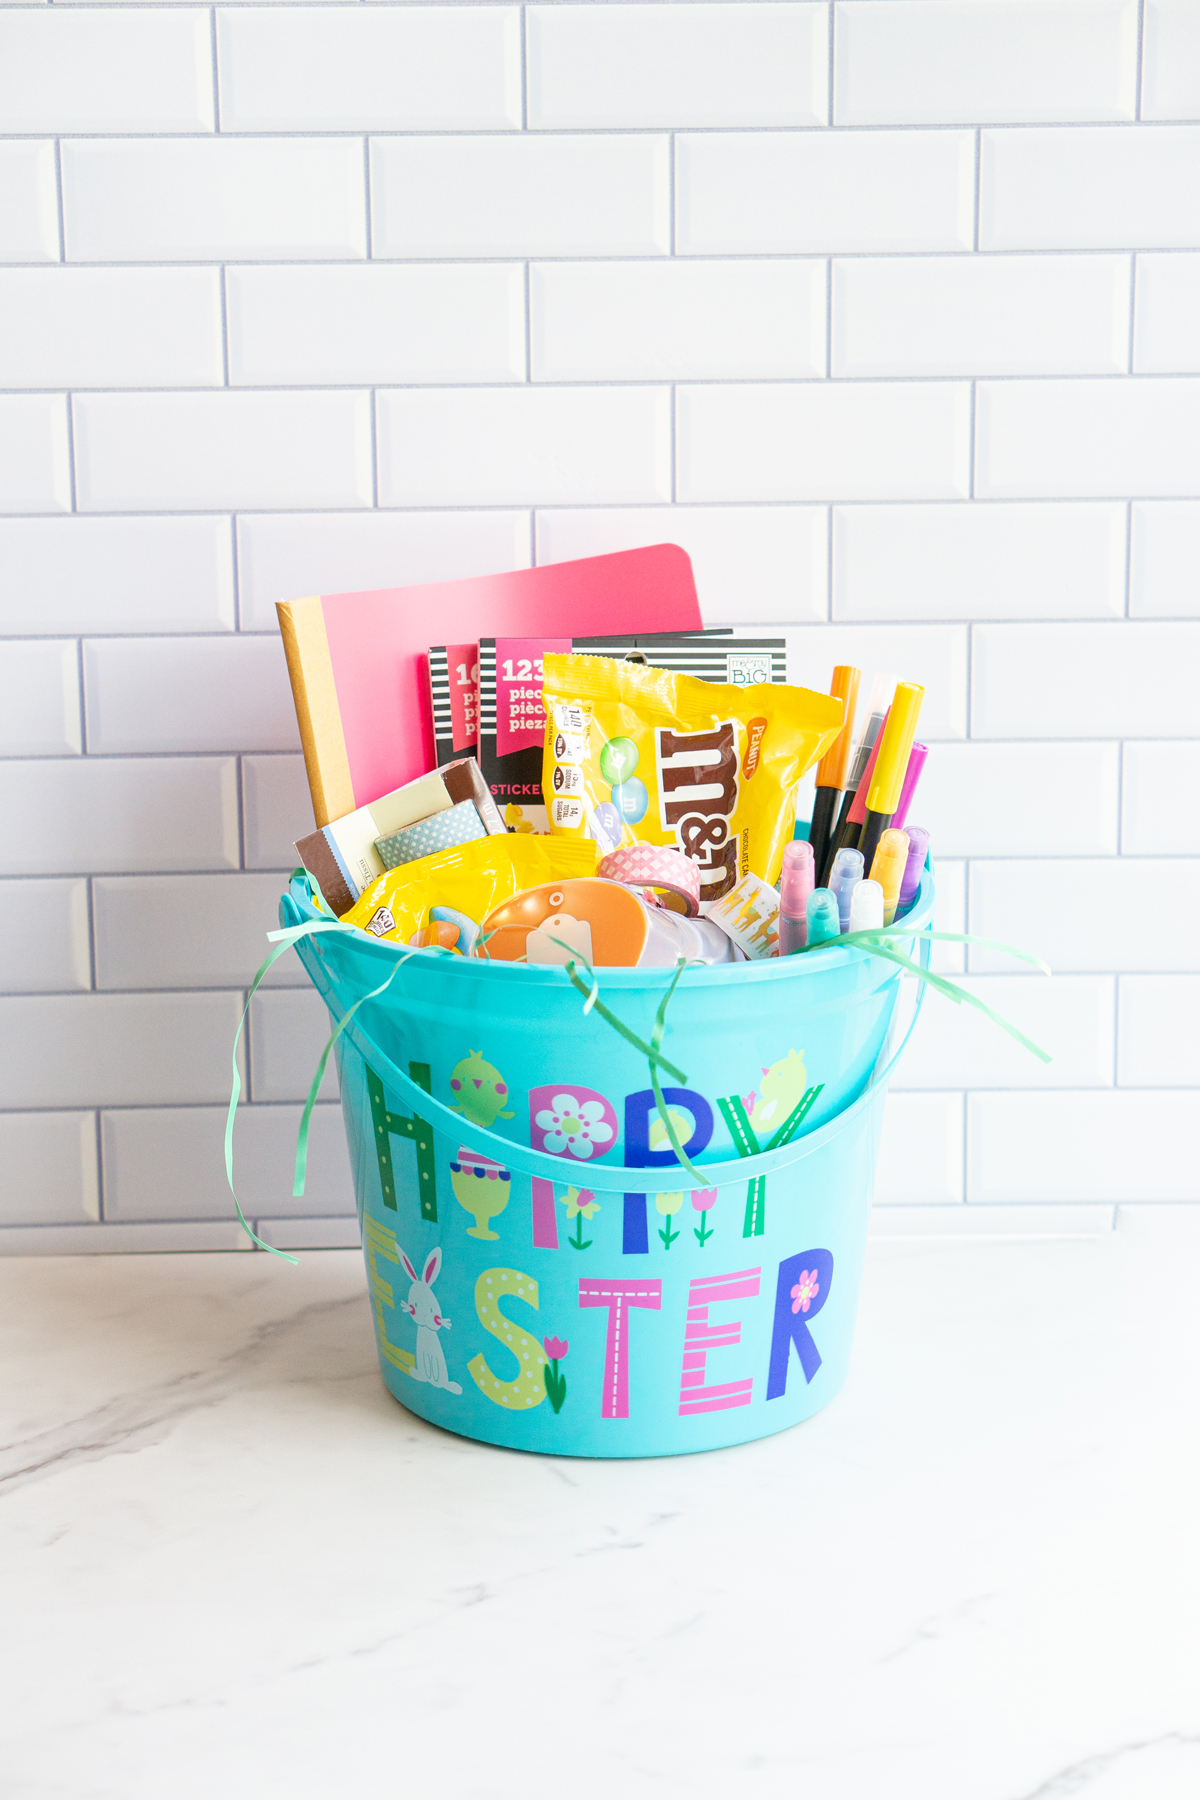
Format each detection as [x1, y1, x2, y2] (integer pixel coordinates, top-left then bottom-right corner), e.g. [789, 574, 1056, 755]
[622, 1088, 714, 1255]
[766, 1249, 835, 1399]
[578, 1277, 662, 1418]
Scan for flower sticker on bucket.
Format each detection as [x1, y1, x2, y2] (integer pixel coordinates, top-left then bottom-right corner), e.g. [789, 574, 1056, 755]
[529, 1085, 618, 1162]
[561, 1186, 600, 1251]
[543, 1336, 568, 1413]
[791, 1269, 820, 1314]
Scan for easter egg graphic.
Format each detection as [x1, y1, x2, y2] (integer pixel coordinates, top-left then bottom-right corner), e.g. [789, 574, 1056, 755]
[448, 1049, 515, 1128]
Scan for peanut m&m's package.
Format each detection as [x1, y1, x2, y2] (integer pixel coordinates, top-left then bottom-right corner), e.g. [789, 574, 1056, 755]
[540, 652, 844, 911]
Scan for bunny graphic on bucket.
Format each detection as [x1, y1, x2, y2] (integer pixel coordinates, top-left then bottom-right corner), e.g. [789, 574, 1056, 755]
[397, 1244, 463, 1395]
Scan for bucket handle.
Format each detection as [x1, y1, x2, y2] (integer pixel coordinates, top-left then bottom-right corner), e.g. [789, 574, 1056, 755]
[299, 929, 930, 1197]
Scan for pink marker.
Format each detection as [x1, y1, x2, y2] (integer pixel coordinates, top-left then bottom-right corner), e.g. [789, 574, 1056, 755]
[779, 839, 815, 955]
[892, 743, 928, 832]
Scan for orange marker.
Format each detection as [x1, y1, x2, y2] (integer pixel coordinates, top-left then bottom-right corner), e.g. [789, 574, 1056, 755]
[808, 665, 860, 879]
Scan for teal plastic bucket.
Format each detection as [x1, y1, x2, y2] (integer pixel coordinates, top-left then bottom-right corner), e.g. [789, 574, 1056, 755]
[281, 865, 934, 1458]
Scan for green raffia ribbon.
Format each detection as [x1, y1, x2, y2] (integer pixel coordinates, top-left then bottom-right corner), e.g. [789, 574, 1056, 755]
[551, 924, 1054, 1187]
[793, 926, 1053, 1064]
[231, 887, 1051, 1259]
[551, 937, 704, 1183]
[226, 909, 413, 1258]
[552, 941, 688, 1085]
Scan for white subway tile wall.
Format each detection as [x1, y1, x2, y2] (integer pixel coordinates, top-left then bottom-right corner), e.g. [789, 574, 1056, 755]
[2, 3, 1197, 1251]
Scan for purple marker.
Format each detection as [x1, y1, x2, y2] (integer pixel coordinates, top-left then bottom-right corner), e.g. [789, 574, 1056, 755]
[899, 826, 930, 908]
[892, 743, 927, 832]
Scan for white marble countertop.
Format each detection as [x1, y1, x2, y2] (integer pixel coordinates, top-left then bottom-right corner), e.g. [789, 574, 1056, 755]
[3, 1217, 1199, 1800]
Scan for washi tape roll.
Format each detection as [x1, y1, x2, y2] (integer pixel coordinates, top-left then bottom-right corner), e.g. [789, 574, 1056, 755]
[597, 844, 701, 916]
[375, 799, 486, 869]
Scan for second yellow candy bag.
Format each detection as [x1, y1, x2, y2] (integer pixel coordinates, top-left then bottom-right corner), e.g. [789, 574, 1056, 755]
[343, 833, 598, 947]
[541, 653, 844, 910]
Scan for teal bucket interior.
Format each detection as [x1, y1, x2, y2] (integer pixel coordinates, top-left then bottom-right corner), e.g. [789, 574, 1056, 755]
[282, 864, 934, 1457]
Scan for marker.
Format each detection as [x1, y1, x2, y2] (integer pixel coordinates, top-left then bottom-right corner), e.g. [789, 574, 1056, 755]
[808, 665, 860, 881]
[822, 704, 890, 883]
[869, 828, 910, 926]
[819, 673, 893, 885]
[848, 878, 884, 934]
[805, 887, 841, 947]
[899, 826, 930, 909]
[892, 743, 927, 833]
[857, 683, 925, 875]
[778, 840, 815, 955]
[828, 846, 864, 933]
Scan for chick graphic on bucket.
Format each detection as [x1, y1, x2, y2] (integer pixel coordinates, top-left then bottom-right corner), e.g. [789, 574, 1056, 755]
[746, 1049, 809, 1137]
[396, 1245, 462, 1395]
[448, 1050, 514, 1128]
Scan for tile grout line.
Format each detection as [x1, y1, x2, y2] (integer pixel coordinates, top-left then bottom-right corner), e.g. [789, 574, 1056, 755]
[64, 393, 79, 514]
[1135, 0, 1146, 121]
[1123, 500, 1133, 618]
[669, 132, 677, 256]
[93, 1108, 106, 1224]
[519, 4, 528, 132]
[825, 504, 834, 620]
[1127, 253, 1137, 374]
[965, 618, 974, 739]
[235, 754, 247, 870]
[75, 635, 88, 753]
[972, 128, 981, 252]
[219, 266, 230, 386]
[230, 514, 243, 631]
[824, 256, 832, 378]
[670, 384, 677, 504]
[11, 250, 1200, 270]
[826, 0, 835, 126]
[209, 7, 221, 134]
[967, 379, 976, 500]
[362, 135, 374, 259]
[523, 262, 532, 382]
[1116, 737, 1126, 855]
[369, 388, 379, 508]
[52, 138, 66, 263]
[84, 874, 98, 992]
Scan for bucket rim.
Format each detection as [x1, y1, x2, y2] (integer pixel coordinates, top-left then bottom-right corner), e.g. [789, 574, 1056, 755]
[281, 860, 936, 993]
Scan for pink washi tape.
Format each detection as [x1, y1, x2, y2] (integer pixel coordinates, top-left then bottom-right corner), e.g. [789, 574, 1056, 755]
[597, 845, 701, 917]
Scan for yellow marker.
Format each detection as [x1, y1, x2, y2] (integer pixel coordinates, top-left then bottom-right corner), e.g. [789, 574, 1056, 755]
[859, 682, 924, 872]
[866, 683, 924, 817]
[870, 829, 911, 926]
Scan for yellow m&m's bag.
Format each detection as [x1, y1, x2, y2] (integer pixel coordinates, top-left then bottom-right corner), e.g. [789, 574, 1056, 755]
[541, 653, 843, 912]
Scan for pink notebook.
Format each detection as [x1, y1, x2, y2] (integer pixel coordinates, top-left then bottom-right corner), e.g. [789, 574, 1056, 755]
[277, 545, 702, 826]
